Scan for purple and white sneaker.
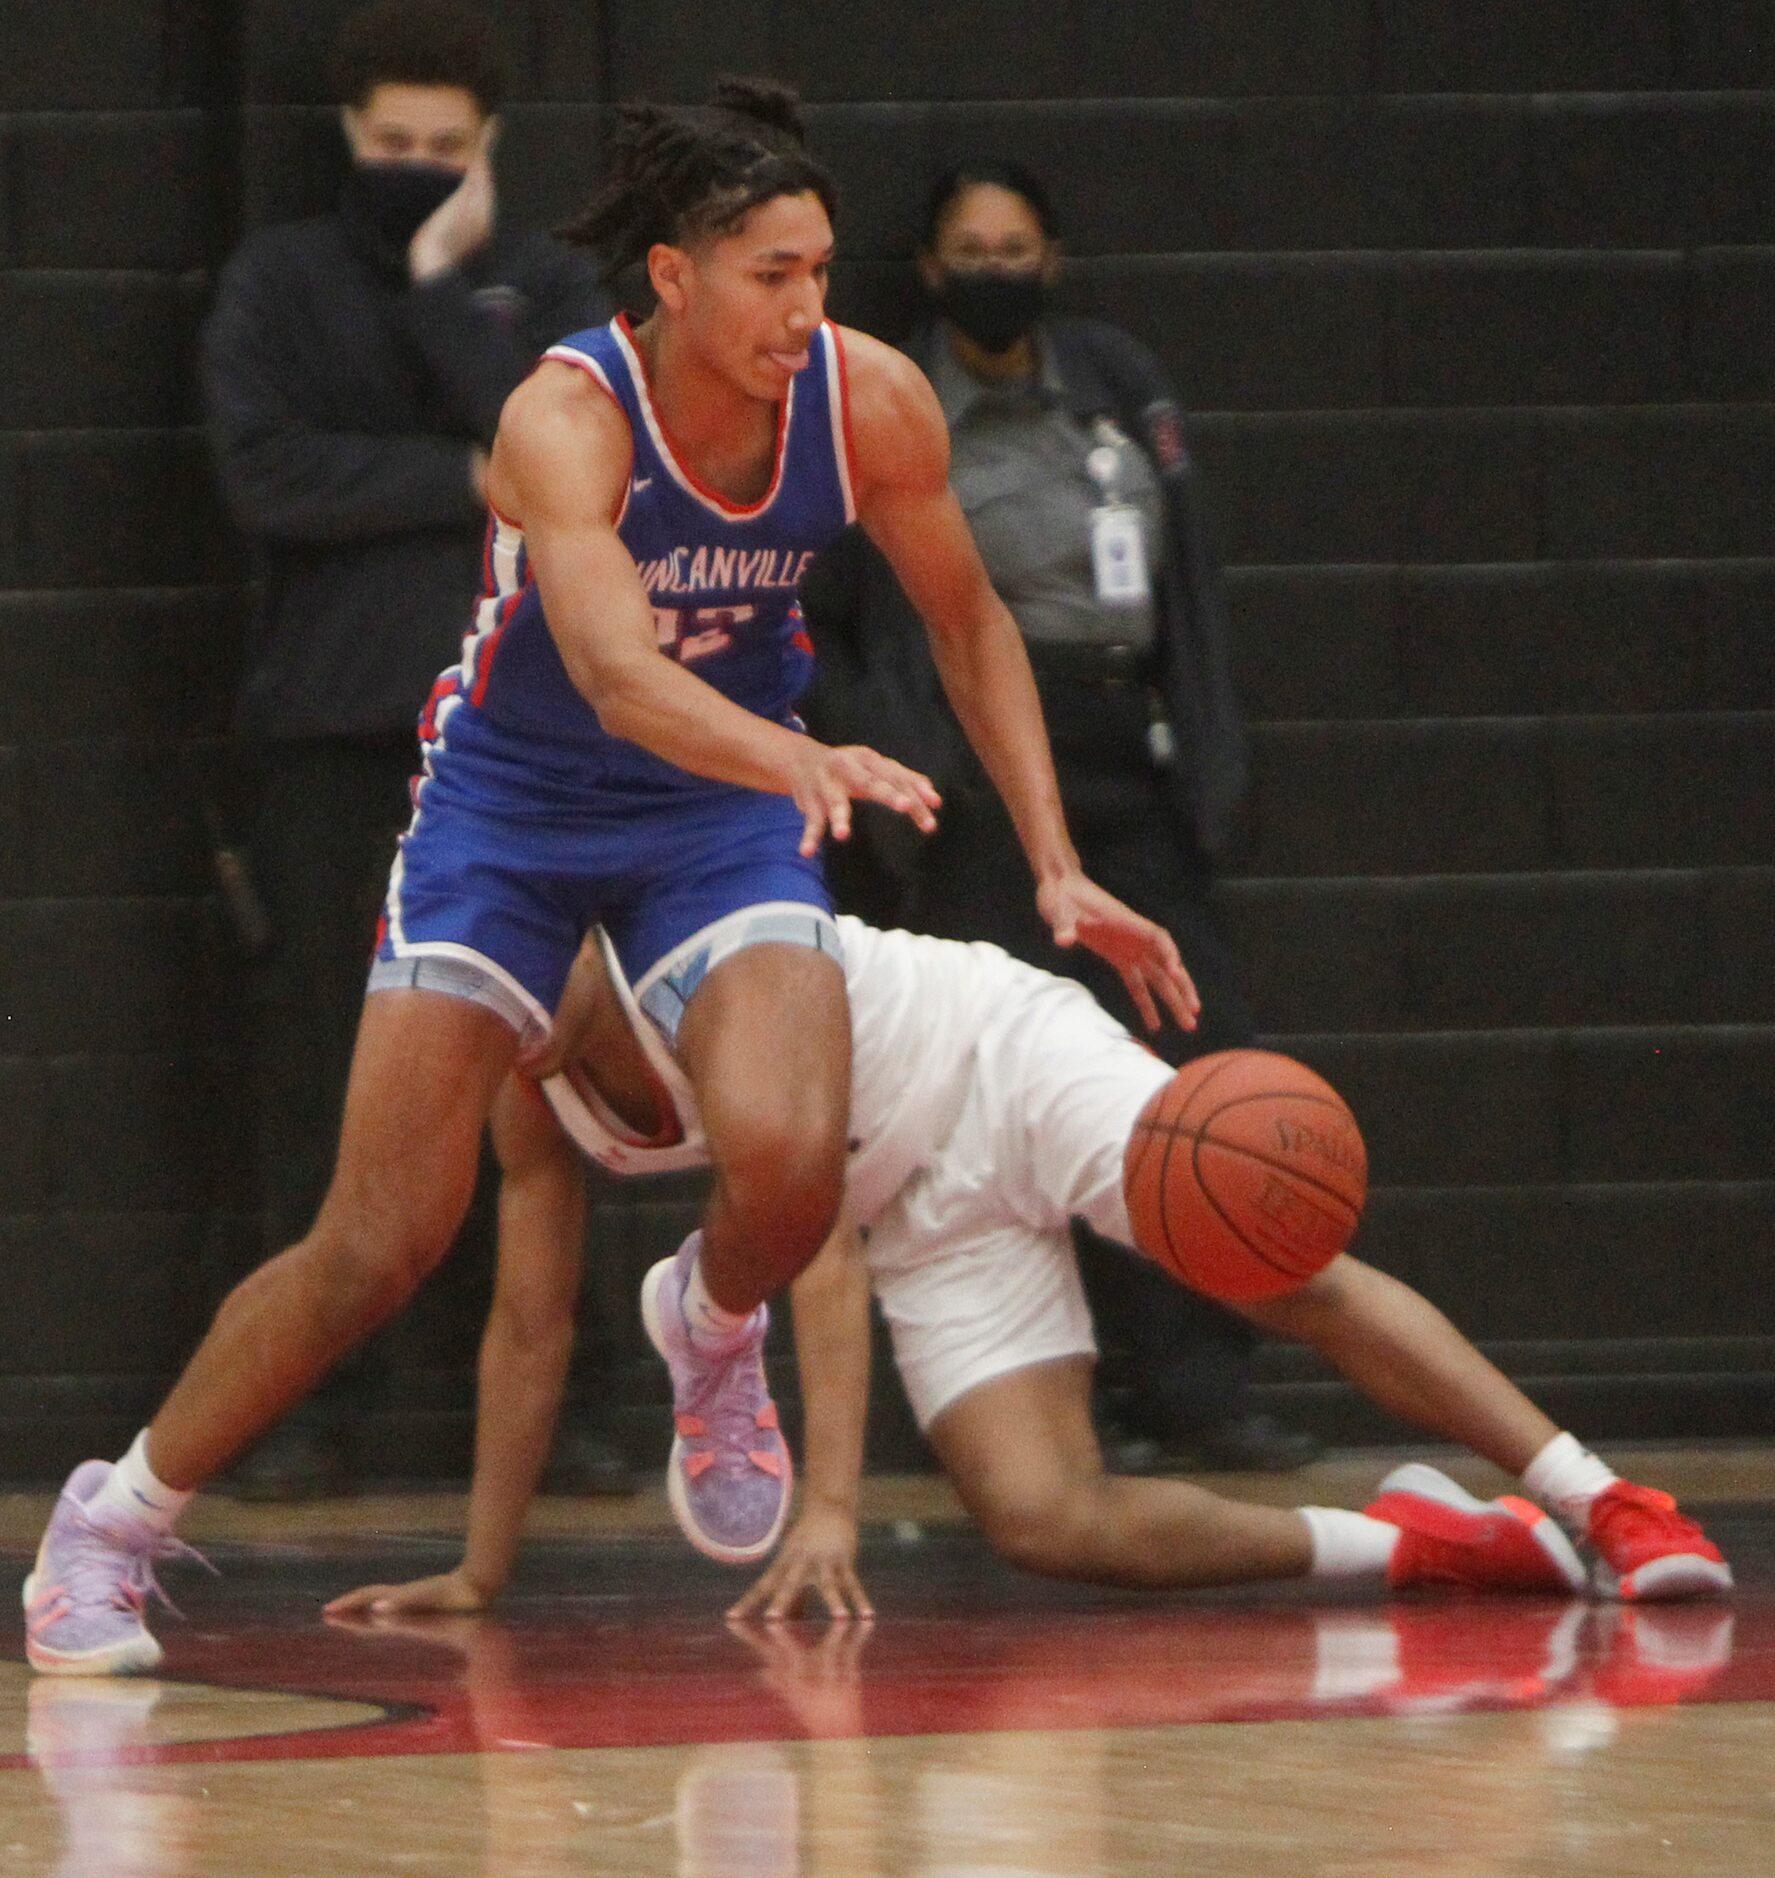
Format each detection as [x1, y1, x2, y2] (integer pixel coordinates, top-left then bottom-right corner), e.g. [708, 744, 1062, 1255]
[23, 1462, 206, 1676]
[641, 1235, 792, 1565]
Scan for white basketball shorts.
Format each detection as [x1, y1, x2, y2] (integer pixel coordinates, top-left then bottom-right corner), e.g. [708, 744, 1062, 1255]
[863, 967, 1175, 1431]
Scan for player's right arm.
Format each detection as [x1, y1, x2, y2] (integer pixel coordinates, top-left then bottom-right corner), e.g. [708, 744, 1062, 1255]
[730, 1216, 875, 1621]
[490, 363, 940, 854]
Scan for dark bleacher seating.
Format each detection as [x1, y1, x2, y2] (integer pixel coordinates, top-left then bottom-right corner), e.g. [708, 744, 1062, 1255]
[2, 0, 1768, 1475]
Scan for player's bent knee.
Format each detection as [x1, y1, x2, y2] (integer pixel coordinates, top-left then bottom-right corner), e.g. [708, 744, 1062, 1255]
[309, 1216, 455, 1323]
[971, 1477, 1096, 1579]
[714, 1117, 846, 1253]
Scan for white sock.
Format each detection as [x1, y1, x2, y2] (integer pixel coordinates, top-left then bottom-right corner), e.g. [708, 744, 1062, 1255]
[85, 1429, 192, 1536]
[1301, 1506, 1401, 1580]
[681, 1243, 754, 1352]
[1522, 1431, 1618, 1530]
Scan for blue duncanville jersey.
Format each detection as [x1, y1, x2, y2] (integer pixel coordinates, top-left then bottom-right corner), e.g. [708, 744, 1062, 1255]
[417, 313, 858, 810]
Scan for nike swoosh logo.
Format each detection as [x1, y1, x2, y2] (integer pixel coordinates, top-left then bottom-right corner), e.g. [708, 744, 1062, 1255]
[630, 476, 653, 494]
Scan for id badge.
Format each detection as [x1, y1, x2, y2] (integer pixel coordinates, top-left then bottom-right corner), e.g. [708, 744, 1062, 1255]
[1091, 503, 1149, 604]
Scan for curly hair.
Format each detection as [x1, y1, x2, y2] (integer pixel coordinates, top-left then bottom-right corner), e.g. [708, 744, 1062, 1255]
[560, 78, 839, 281]
[328, 0, 508, 117]
[922, 161, 1059, 248]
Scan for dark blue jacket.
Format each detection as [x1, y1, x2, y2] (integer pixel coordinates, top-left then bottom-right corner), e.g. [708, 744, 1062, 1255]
[202, 199, 608, 741]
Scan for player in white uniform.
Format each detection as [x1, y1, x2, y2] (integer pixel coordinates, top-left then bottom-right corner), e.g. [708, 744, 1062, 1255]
[331, 917, 1730, 1621]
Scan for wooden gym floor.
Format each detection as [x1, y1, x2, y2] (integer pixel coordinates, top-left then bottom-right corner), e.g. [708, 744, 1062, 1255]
[2, 1445, 1772, 1876]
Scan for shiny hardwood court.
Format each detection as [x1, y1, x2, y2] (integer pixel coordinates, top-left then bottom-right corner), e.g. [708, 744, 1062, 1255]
[2, 1450, 1771, 1876]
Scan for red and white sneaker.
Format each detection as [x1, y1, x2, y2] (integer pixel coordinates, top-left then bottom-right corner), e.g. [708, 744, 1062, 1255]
[1585, 1480, 1732, 1602]
[1366, 1463, 1586, 1596]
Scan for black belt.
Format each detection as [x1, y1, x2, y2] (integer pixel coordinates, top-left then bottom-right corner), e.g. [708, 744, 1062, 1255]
[1025, 638, 1155, 691]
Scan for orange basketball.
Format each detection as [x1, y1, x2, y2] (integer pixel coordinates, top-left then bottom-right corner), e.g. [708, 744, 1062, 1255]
[1123, 1049, 1367, 1303]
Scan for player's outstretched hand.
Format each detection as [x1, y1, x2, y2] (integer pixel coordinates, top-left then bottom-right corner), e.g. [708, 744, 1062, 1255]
[728, 1505, 874, 1621]
[324, 1566, 494, 1619]
[1037, 870, 1200, 1034]
[789, 742, 941, 857]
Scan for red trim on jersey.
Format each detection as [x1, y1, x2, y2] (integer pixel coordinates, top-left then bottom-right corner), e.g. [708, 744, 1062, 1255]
[614, 312, 791, 520]
[418, 671, 459, 744]
[829, 322, 861, 500]
[468, 586, 527, 707]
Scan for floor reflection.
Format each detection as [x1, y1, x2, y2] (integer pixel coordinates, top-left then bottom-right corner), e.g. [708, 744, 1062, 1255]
[6, 1590, 1760, 1878]
[3, 1519, 1765, 1876]
[26, 1681, 197, 1877]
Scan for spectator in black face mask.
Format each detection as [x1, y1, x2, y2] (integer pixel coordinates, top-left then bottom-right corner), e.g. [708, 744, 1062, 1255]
[200, 0, 626, 1500]
[800, 163, 1321, 1473]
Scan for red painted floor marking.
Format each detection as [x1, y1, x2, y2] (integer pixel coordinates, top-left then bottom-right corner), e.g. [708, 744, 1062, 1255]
[5, 1523, 1770, 1769]
[8, 1595, 1768, 1770]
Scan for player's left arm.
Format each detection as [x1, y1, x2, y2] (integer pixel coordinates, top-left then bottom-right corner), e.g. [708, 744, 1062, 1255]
[730, 1214, 875, 1621]
[842, 330, 1198, 1033]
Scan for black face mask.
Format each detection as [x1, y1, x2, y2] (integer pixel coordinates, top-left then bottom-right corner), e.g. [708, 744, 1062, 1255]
[933, 267, 1048, 355]
[343, 160, 465, 253]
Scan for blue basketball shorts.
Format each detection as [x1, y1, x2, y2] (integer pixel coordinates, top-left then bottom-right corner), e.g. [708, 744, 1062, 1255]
[370, 777, 834, 1038]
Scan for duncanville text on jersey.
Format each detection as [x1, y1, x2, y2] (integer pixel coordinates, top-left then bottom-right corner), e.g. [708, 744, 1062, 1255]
[636, 545, 820, 598]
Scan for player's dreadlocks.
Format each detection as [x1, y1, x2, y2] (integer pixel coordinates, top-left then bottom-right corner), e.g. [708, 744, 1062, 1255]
[560, 78, 839, 282]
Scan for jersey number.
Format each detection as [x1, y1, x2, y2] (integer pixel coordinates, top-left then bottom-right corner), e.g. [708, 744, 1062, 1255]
[653, 605, 755, 665]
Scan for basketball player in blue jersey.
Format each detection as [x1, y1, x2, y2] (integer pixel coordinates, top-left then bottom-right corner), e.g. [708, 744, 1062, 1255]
[24, 80, 1194, 1674]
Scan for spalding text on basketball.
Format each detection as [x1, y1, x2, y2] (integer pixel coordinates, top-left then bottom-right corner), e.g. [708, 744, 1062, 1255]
[1271, 1118, 1365, 1180]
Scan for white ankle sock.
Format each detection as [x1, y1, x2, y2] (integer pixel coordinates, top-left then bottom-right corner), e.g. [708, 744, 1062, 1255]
[86, 1430, 192, 1535]
[1301, 1506, 1401, 1580]
[681, 1246, 754, 1352]
[1522, 1431, 1618, 1530]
